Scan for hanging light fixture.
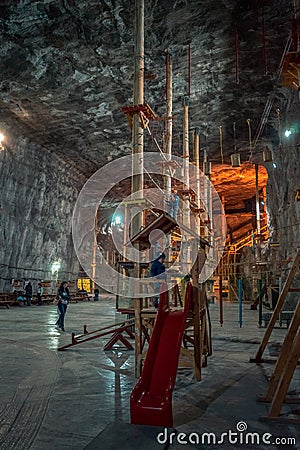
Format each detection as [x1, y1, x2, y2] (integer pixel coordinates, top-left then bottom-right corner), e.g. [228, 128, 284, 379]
[204, 161, 212, 176]
[203, 148, 211, 176]
[247, 118, 252, 162]
[263, 146, 273, 162]
[276, 108, 282, 148]
[230, 122, 241, 167]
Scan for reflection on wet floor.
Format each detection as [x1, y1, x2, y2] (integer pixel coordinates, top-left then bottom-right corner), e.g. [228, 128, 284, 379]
[0, 296, 299, 450]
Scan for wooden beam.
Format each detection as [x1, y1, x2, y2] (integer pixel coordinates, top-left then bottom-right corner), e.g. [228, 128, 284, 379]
[253, 249, 300, 362]
[257, 301, 300, 402]
[268, 330, 300, 418]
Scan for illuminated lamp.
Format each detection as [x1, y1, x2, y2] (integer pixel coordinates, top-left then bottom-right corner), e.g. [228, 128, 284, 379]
[51, 261, 61, 275]
[284, 129, 292, 137]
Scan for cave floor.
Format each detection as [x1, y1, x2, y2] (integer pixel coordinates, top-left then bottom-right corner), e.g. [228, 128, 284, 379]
[0, 296, 299, 450]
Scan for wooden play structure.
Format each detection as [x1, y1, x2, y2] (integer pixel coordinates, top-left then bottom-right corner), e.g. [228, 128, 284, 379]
[252, 248, 300, 422]
[130, 283, 192, 427]
[127, 211, 211, 380]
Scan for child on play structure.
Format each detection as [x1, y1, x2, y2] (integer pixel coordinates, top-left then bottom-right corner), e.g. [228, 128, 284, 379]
[150, 252, 166, 309]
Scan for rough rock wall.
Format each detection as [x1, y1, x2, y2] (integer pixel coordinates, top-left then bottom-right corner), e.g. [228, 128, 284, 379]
[265, 92, 300, 263]
[0, 137, 83, 292]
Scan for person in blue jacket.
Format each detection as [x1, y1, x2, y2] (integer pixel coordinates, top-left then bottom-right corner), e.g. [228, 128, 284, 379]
[150, 253, 166, 309]
[168, 189, 180, 219]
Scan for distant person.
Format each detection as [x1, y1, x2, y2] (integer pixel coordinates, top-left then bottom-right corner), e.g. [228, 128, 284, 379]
[37, 282, 43, 306]
[150, 253, 166, 309]
[25, 282, 33, 306]
[55, 281, 70, 332]
[17, 291, 25, 305]
[94, 288, 99, 301]
[168, 189, 179, 219]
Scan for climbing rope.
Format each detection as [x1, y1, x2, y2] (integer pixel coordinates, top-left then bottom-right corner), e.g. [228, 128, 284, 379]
[219, 125, 224, 164]
[276, 108, 282, 147]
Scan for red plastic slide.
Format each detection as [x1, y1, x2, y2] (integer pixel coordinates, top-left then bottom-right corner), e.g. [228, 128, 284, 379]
[130, 283, 192, 427]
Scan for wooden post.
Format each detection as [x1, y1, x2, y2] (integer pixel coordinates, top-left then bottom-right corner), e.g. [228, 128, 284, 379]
[253, 248, 300, 362]
[219, 275, 223, 326]
[191, 247, 207, 381]
[255, 163, 261, 260]
[182, 96, 190, 273]
[268, 329, 300, 418]
[165, 52, 173, 262]
[238, 278, 243, 327]
[132, 0, 144, 378]
[194, 127, 201, 235]
[258, 301, 300, 403]
[258, 278, 263, 327]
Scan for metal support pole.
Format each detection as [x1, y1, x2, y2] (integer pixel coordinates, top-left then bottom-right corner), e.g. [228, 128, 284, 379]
[165, 52, 173, 261]
[255, 164, 261, 235]
[258, 278, 263, 327]
[219, 275, 223, 326]
[182, 96, 190, 272]
[238, 278, 243, 327]
[91, 205, 98, 294]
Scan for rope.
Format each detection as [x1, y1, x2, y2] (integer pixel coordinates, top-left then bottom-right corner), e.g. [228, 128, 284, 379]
[276, 108, 282, 147]
[235, 29, 239, 84]
[144, 168, 166, 195]
[247, 118, 252, 162]
[219, 126, 224, 164]
[146, 125, 168, 162]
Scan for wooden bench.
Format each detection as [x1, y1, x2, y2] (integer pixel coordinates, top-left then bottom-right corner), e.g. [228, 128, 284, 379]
[69, 294, 93, 303]
[32, 294, 57, 305]
[0, 293, 20, 308]
[262, 311, 294, 328]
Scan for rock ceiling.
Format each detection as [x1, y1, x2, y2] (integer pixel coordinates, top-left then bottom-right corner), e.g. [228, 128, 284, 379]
[0, 0, 297, 214]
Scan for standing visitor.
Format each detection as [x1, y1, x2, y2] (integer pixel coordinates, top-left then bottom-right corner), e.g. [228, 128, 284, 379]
[37, 282, 43, 306]
[25, 282, 33, 306]
[56, 281, 70, 332]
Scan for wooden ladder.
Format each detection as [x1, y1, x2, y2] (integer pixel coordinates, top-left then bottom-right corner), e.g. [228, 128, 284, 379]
[252, 248, 300, 362]
[258, 301, 300, 422]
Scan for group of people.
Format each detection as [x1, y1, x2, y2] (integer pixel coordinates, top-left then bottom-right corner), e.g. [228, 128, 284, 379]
[17, 281, 43, 306]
